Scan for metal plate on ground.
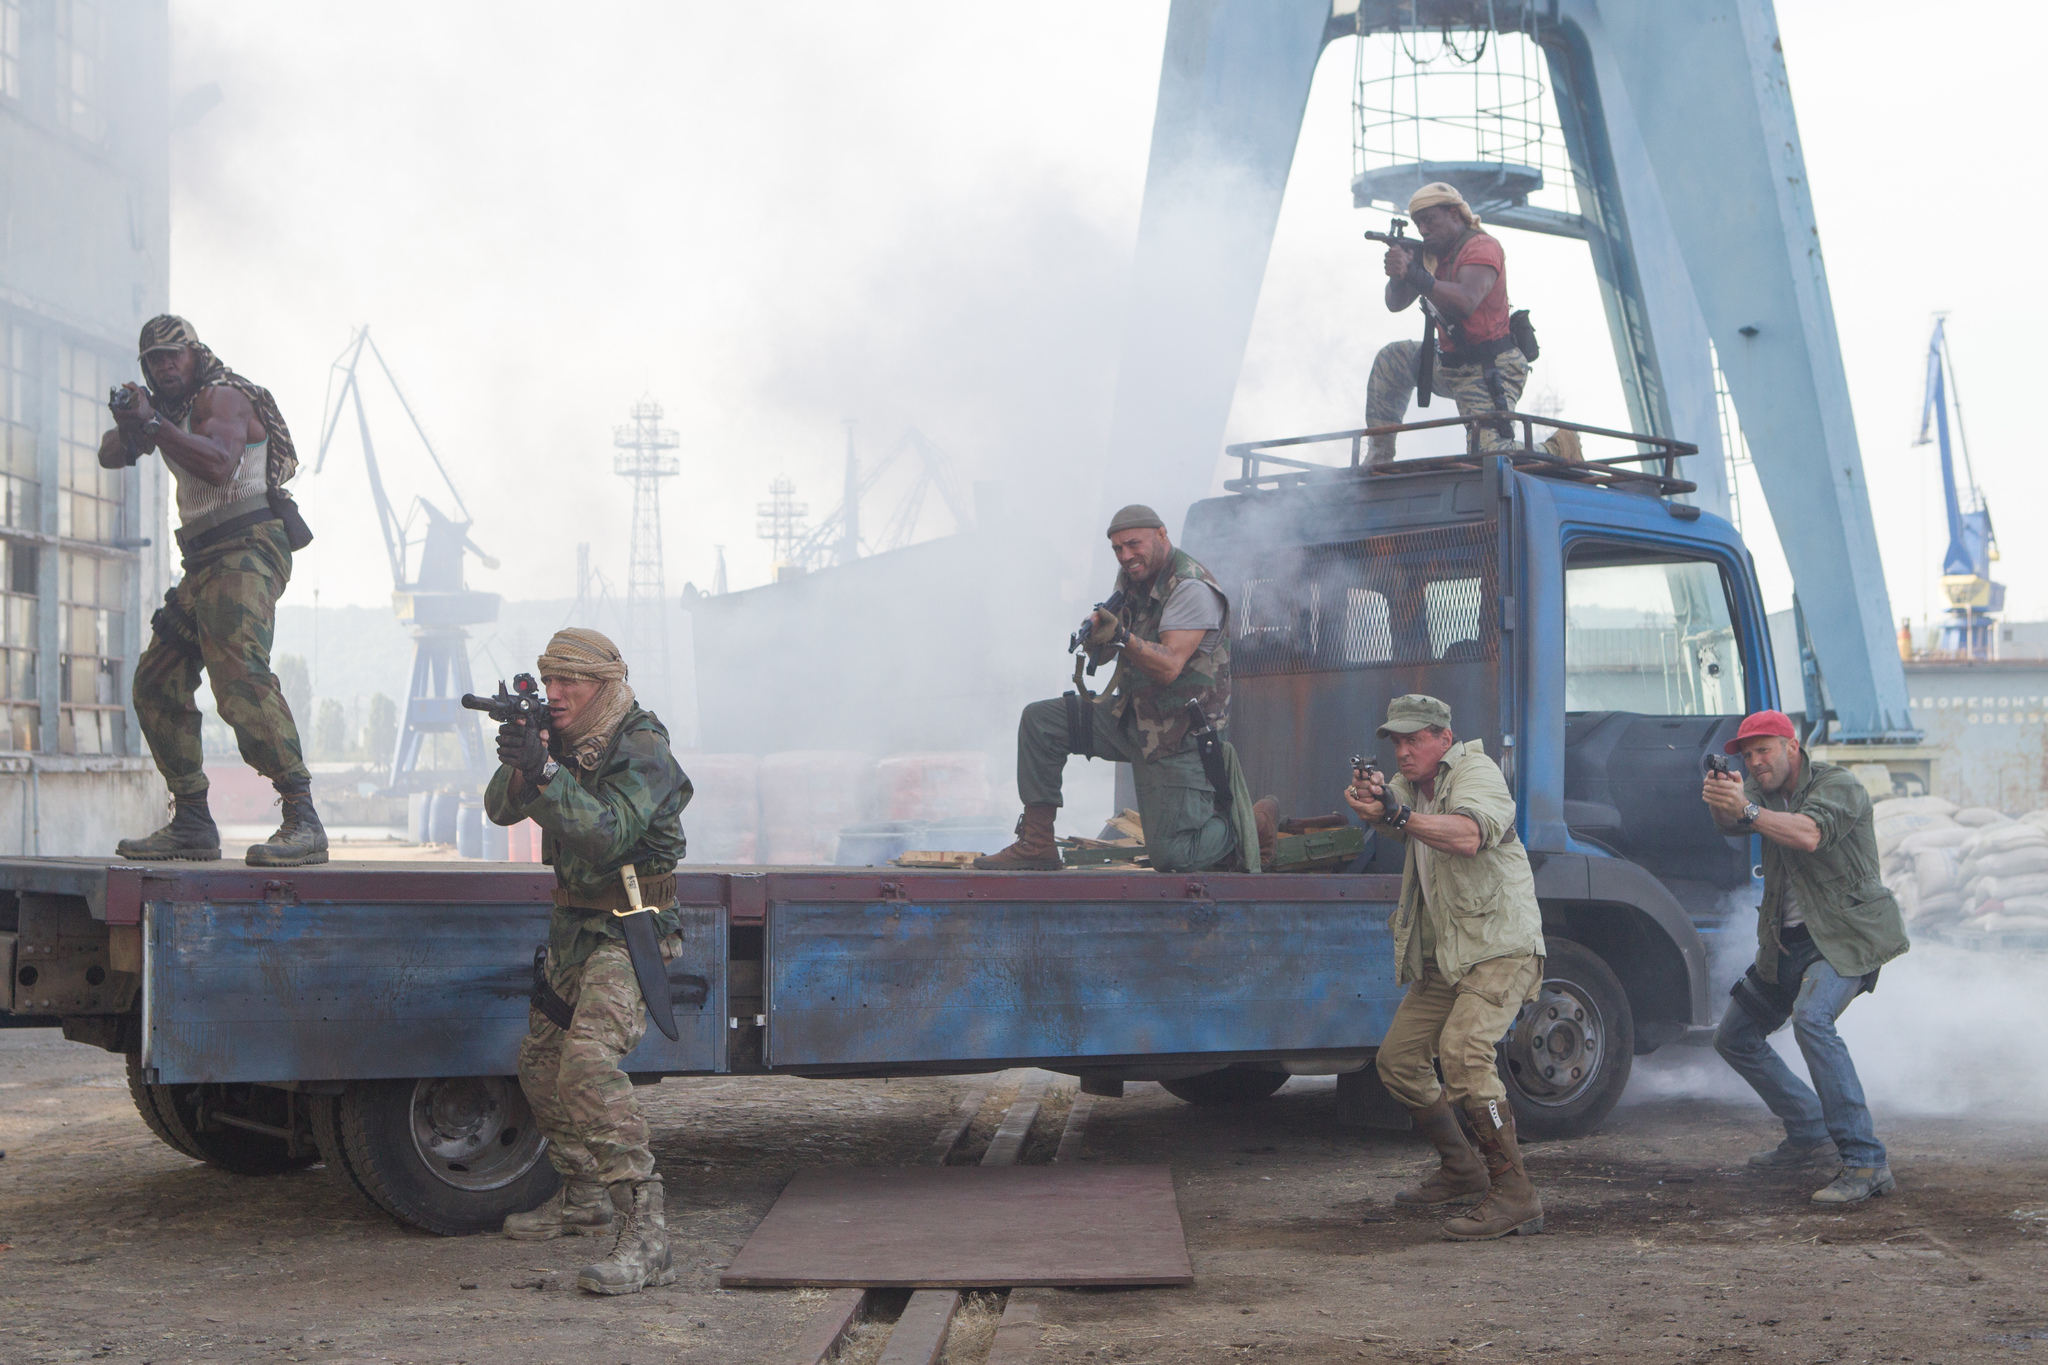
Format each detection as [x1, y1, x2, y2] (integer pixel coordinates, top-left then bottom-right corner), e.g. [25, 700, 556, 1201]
[720, 1165, 1192, 1288]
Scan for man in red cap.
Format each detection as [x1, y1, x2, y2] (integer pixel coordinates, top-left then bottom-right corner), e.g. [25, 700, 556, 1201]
[1701, 710, 1909, 1206]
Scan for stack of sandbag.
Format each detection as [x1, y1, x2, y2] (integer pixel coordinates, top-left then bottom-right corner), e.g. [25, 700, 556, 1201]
[1876, 796, 1964, 926]
[1952, 809, 2048, 934]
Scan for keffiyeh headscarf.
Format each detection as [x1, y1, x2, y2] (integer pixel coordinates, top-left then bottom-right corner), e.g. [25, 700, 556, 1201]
[537, 628, 635, 770]
[138, 314, 299, 486]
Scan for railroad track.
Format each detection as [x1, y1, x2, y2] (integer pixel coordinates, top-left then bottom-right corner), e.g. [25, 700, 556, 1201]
[775, 1068, 1093, 1365]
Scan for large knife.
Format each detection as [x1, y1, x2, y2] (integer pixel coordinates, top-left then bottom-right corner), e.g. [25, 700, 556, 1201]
[614, 864, 680, 1042]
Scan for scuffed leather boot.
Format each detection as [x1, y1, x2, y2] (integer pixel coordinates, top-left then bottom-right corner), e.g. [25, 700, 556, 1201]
[1811, 1165, 1896, 1206]
[1443, 1098, 1544, 1240]
[116, 793, 221, 861]
[1748, 1136, 1836, 1169]
[1252, 797, 1280, 869]
[245, 782, 330, 867]
[577, 1179, 676, 1295]
[1393, 1095, 1490, 1206]
[502, 1177, 613, 1241]
[972, 804, 1062, 871]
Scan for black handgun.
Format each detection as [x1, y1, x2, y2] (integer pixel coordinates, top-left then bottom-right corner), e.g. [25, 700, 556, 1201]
[1705, 753, 1739, 778]
[461, 673, 549, 727]
[1350, 754, 1384, 792]
[108, 385, 141, 412]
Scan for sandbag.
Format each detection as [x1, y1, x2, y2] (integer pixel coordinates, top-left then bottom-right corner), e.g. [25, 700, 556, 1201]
[1898, 825, 1971, 853]
[1913, 846, 1964, 898]
[1969, 872, 2048, 903]
[1963, 821, 2048, 856]
[1917, 890, 1963, 921]
[1968, 911, 2048, 933]
[1966, 847, 2048, 880]
[1876, 811, 1952, 857]
[1873, 794, 1958, 819]
[1954, 807, 2011, 828]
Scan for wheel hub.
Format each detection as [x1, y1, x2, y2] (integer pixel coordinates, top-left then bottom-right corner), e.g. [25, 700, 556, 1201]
[408, 1076, 549, 1192]
[1504, 980, 1604, 1106]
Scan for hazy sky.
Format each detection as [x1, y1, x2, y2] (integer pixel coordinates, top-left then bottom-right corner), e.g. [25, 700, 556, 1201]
[168, 1, 2045, 630]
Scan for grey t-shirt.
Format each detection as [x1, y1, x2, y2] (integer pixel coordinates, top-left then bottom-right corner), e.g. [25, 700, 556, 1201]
[1158, 578, 1226, 651]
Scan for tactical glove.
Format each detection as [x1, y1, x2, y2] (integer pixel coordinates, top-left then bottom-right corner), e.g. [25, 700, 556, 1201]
[1405, 253, 1437, 296]
[497, 718, 549, 782]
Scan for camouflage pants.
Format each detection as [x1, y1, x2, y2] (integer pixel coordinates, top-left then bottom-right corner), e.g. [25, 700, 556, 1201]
[131, 523, 308, 797]
[1014, 696, 1256, 873]
[519, 934, 681, 1186]
[1365, 339, 1530, 463]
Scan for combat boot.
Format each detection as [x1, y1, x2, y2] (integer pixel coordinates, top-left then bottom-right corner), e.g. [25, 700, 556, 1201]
[1747, 1136, 1836, 1169]
[246, 782, 329, 867]
[577, 1179, 676, 1296]
[1443, 1098, 1544, 1240]
[116, 793, 221, 861]
[972, 804, 1062, 871]
[1392, 1095, 1490, 1206]
[1811, 1165, 1896, 1206]
[502, 1177, 613, 1240]
[1252, 797, 1280, 870]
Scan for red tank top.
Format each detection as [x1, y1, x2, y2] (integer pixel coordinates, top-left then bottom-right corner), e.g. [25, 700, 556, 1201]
[1435, 232, 1510, 348]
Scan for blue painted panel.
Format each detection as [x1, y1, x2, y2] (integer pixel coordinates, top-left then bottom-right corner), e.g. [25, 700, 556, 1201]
[143, 899, 724, 1085]
[764, 897, 1403, 1068]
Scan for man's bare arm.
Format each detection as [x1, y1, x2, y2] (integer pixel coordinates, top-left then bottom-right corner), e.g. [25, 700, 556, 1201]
[1404, 811, 1484, 857]
[1123, 628, 1205, 685]
[1420, 263, 1497, 323]
[1702, 772, 1820, 852]
[155, 386, 260, 487]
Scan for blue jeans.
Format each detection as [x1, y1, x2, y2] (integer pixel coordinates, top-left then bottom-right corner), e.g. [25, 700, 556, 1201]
[1714, 957, 1887, 1168]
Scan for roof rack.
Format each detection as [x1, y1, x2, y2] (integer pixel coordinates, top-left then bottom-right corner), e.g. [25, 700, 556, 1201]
[1222, 411, 1699, 497]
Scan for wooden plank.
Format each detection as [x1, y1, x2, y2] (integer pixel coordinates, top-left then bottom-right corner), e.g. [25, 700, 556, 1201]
[926, 1072, 1009, 1165]
[875, 1289, 958, 1365]
[986, 1291, 1047, 1365]
[1053, 1092, 1094, 1163]
[720, 1166, 1193, 1288]
[775, 1286, 869, 1365]
[979, 1072, 1050, 1167]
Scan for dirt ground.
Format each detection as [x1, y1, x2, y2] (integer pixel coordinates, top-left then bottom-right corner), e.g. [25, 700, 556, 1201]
[1, 1006, 2043, 1364]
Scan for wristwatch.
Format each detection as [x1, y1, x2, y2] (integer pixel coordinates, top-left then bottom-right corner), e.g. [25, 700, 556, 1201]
[537, 758, 560, 785]
[1736, 802, 1761, 827]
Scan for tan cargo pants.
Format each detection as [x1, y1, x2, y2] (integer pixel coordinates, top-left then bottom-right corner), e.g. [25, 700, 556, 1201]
[1374, 952, 1542, 1109]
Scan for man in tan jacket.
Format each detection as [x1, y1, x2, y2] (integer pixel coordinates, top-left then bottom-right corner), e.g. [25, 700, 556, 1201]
[1343, 694, 1547, 1240]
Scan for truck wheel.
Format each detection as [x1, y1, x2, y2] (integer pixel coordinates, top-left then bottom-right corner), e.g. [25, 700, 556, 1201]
[1160, 1066, 1290, 1106]
[1497, 939, 1634, 1140]
[313, 1077, 558, 1236]
[123, 1054, 318, 1175]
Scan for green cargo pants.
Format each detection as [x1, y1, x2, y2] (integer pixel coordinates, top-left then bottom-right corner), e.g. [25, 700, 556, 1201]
[131, 522, 310, 798]
[1366, 339, 1531, 462]
[1015, 695, 1257, 873]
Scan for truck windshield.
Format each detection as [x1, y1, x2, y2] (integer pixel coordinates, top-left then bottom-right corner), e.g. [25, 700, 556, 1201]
[1565, 556, 1746, 716]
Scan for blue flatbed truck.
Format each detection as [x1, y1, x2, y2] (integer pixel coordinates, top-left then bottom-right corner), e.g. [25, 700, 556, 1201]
[0, 422, 1777, 1235]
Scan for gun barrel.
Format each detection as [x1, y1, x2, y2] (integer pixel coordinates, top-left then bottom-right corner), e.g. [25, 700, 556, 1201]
[458, 694, 495, 712]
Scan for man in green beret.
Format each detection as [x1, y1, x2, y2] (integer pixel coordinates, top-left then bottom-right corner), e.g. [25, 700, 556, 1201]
[973, 504, 1273, 873]
[1344, 694, 1547, 1241]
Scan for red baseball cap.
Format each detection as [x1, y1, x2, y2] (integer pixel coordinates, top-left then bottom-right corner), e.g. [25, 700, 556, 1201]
[1723, 710, 1797, 754]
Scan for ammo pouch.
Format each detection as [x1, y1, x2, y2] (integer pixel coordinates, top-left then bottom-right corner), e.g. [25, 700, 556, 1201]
[149, 588, 203, 663]
[269, 487, 314, 552]
[531, 945, 575, 1030]
[1509, 308, 1539, 361]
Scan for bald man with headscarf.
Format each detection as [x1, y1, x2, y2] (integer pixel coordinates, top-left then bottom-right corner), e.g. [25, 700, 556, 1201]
[1365, 183, 1576, 466]
[486, 628, 694, 1296]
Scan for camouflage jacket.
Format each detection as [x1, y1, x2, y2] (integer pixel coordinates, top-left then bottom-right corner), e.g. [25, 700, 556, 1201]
[484, 704, 692, 971]
[1094, 548, 1232, 761]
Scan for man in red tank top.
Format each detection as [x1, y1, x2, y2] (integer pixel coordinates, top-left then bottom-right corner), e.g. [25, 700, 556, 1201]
[1364, 183, 1575, 465]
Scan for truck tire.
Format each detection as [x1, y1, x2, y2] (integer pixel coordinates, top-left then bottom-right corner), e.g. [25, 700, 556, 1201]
[313, 1077, 558, 1236]
[1497, 939, 1634, 1140]
[123, 1053, 318, 1175]
[1160, 1065, 1290, 1106]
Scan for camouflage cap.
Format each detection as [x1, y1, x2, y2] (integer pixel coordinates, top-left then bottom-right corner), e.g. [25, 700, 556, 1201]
[139, 314, 200, 357]
[1377, 693, 1452, 737]
[1107, 504, 1165, 535]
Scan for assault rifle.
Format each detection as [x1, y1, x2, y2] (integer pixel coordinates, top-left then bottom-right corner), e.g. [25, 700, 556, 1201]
[1363, 217, 1450, 406]
[1068, 589, 1128, 673]
[461, 673, 550, 728]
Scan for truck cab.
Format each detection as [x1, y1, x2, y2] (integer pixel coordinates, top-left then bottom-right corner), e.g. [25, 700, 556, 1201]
[1187, 423, 1772, 1131]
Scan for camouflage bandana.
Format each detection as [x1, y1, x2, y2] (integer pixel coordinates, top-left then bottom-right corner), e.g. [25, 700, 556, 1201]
[137, 315, 299, 485]
[536, 627, 636, 770]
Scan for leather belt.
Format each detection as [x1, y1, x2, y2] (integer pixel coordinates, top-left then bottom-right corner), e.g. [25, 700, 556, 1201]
[553, 871, 677, 914]
[1437, 335, 1519, 370]
[177, 505, 281, 559]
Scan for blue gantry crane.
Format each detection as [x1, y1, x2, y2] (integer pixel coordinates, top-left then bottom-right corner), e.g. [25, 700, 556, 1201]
[1915, 319, 2001, 658]
[1101, 0, 1917, 745]
[316, 327, 501, 791]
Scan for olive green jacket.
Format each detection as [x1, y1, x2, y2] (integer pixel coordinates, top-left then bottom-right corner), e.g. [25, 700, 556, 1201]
[1743, 756, 1909, 983]
[1380, 740, 1546, 985]
[485, 705, 691, 971]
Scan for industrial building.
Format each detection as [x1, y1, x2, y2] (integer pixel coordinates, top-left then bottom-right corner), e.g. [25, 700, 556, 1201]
[0, 0, 172, 851]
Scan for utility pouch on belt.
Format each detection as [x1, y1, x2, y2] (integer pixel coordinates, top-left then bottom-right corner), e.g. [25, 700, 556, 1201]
[1509, 307, 1539, 361]
[1064, 655, 1096, 760]
[530, 944, 575, 1031]
[268, 488, 314, 551]
[149, 588, 203, 663]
